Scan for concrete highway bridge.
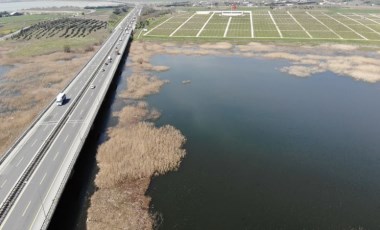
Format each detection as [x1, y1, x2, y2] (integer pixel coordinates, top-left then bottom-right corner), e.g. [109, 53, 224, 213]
[0, 6, 142, 229]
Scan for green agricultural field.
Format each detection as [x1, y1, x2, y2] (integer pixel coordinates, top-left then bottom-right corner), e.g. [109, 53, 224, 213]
[141, 9, 380, 44]
[0, 14, 60, 36]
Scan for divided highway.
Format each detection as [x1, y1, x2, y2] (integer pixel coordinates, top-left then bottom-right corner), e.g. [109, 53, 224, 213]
[0, 6, 142, 229]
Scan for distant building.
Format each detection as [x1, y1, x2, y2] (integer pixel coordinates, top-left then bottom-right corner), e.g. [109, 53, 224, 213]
[10, 12, 23, 16]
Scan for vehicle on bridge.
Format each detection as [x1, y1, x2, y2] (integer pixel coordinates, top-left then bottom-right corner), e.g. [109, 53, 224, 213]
[108, 56, 112, 63]
[56, 92, 66, 106]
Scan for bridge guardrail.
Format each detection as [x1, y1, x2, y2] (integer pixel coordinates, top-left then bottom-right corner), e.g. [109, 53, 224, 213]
[0, 7, 138, 226]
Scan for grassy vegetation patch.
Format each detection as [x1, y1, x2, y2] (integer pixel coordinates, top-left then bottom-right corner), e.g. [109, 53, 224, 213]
[141, 9, 380, 44]
[11, 18, 107, 40]
[0, 14, 59, 36]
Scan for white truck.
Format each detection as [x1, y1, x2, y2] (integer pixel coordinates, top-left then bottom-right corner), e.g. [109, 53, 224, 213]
[108, 56, 112, 63]
[56, 92, 66, 106]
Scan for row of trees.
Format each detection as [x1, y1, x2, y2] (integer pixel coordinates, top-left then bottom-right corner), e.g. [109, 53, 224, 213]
[11, 18, 107, 40]
[113, 6, 129, 15]
[135, 7, 172, 29]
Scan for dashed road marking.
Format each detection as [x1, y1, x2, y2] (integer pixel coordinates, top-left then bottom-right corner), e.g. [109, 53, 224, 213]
[40, 173, 47, 185]
[16, 157, 24, 167]
[31, 139, 38, 147]
[64, 135, 69, 143]
[53, 151, 59, 161]
[22, 201, 31, 217]
[1, 180, 7, 188]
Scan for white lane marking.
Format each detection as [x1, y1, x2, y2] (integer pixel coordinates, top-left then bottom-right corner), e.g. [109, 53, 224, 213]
[16, 157, 24, 167]
[268, 11, 283, 38]
[287, 11, 312, 38]
[224, 17, 232, 38]
[43, 125, 49, 131]
[370, 14, 380, 19]
[197, 12, 215, 37]
[90, 91, 94, 97]
[53, 151, 59, 161]
[40, 173, 47, 185]
[306, 12, 343, 39]
[143, 17, 158, 34]
[250, 11, 254, 38]
[1, 180, 7, 188]
[64, 135, 69, 143]
[85, 99, 89, 105]
[339, 13, 380, 36]
[72, 123, 76, 128]
[170, 13, 196, 37]
[322, 13, 368, 40]
[80, 109, 84, 116]
[137, 28, 144, 39]
[31, 139, 38, 147]
[51, 112, 56, 119]
[22, 201, 31, 217]
[354, 13, 380, 25]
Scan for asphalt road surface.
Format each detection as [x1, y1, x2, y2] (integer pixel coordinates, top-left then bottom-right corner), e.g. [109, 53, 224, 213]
[0, 6, 141, 229]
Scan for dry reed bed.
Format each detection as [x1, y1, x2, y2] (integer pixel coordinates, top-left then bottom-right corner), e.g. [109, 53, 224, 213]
[0, 42, 98, 154]
[130, 41, 380, 83]
[88, 41, 380, 229]
[88, 41, 186, 229]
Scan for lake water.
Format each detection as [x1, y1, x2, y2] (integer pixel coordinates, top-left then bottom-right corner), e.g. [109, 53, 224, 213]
[0, 65, 12, 81]
[147, 55, 380, 230]
[0, 1, 118, 12]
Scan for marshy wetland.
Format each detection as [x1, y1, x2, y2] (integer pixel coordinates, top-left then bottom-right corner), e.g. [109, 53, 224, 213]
[146, 53, 380, 230]
[81, 41, 380, 230]
[2, 5, 380, 228]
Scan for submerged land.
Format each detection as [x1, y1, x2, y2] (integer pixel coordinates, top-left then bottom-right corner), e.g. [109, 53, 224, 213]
[1, 3, 380, 230]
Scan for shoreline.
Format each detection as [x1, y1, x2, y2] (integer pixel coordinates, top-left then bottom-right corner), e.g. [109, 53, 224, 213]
[86, 41, 380, 229]
[86, 41, 187, 229]
[1, 37, 380, 229]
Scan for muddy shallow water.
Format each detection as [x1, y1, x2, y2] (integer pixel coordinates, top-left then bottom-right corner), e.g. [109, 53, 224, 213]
[147, 55, 380, 230]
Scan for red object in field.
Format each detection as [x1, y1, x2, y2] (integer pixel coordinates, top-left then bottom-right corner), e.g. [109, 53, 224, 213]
[231, 4, 237, 10]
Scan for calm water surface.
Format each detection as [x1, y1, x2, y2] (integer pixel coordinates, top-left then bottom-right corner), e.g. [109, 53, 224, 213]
[147, 55, 380, 230]
[0, 1, 117, 11]
[0, 65, 12, 81]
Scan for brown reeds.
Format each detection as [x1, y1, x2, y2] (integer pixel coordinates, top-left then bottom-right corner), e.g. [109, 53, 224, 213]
[88, 41, 186, 230]
[86, 40, 380, 229]
[121, 73, 167, 100]
[0, 43, 97, 155]
[96, 122, 186, 188]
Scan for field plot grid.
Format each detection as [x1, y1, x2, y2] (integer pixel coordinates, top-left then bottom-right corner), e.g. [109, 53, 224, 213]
[144, 10, 380, 42]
